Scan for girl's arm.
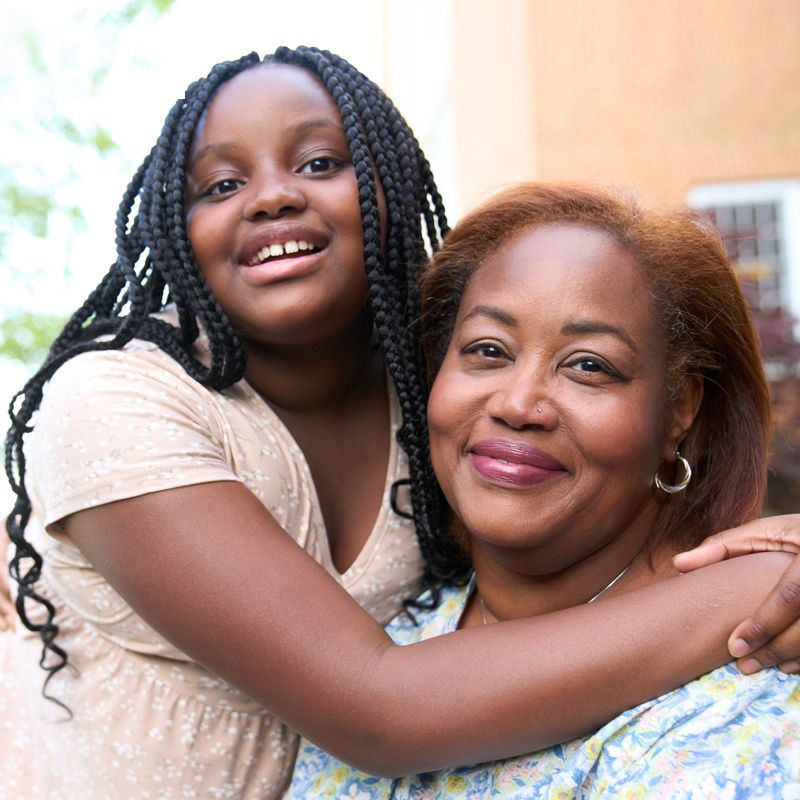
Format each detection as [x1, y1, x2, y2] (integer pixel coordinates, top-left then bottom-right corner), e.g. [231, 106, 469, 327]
[674, 514, 800, 673]
[64, 479, 793, 776]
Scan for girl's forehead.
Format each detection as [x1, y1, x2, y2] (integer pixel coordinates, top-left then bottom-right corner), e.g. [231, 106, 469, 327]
[190, 63, 343, 155]
[210, 63, 338, 117]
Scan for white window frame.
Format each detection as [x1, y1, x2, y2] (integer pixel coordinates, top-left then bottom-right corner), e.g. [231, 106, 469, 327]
[687, 179, 800, 322]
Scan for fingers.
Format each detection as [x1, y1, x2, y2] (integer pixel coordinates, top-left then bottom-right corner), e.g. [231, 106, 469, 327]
[727, 556, 800, 671]
[735, 624, 800, 676]
[672, 534, 731, 572]
[673, 514, 800, 573]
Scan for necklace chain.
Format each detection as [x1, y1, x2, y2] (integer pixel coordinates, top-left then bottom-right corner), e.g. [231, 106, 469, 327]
[478, 558, 637, 625]
[585, 559, 636, 604]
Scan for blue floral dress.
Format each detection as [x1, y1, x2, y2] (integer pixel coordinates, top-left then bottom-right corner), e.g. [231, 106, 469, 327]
[288, 582, 800, 799]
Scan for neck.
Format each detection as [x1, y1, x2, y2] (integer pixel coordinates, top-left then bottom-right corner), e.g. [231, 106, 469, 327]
[243, 313, 381, 414]
[471, 506, 677, 623]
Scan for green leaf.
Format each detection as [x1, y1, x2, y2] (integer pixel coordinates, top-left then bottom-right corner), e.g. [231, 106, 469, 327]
[1, 185, 55, 237]
[153, 0, 178, 14]
[0, 311, 67, 367]
[91, 126, 118, 155]
[66, 206, 87, 229]
[90, 64, 111, 91]
[22, 31, 47, 76]
[52, 117, 84, 144]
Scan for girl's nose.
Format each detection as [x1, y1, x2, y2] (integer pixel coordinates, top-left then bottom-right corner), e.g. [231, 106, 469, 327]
[243, 174, 306, 220]
[485, 371, 559, 431]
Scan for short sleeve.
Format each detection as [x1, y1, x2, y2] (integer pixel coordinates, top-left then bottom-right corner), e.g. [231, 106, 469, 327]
[26, 345, 241, 526]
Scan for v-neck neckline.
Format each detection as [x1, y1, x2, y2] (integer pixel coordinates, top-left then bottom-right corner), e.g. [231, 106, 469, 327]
[237, 374, 401, 581]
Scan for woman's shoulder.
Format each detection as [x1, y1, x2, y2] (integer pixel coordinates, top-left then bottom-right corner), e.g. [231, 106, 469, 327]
[385, 582, 471, 645]
[570, 662, 800, 795]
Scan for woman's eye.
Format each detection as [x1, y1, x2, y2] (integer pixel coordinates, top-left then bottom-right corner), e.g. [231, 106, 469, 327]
[574, 358, 606, 372]
[565, 357, 620, 378]
[463, 342, 507, 360]
[299, 157, 343, 175]
[205, 178, 243, 196]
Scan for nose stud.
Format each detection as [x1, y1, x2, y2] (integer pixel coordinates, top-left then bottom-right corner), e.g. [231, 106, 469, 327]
[536, 407, 543, 413]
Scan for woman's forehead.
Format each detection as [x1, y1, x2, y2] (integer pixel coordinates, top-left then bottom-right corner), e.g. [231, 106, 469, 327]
[460, 224, 660, 342]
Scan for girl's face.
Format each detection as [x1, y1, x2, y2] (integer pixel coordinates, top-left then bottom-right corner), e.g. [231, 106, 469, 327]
[427, 223, 694, 575]
[186, 64, 371, 347]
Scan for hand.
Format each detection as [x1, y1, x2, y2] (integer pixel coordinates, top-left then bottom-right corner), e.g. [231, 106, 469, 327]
[673, 514, 800, 674]
[0, 519, 15, 631]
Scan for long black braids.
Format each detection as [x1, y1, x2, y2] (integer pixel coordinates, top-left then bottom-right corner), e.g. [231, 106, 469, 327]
[271, 46, 466, 592]
[4, 46, 463, 694]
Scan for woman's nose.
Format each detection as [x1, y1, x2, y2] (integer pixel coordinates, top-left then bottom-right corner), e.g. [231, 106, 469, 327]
[485, 369, 559, 431]
[243, 173, 306, 220]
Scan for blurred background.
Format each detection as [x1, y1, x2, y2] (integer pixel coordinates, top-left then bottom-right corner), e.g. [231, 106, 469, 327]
[2, 0, 799, 512]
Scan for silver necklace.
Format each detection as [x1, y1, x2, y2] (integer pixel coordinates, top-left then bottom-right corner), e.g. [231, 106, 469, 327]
[586, 558, 636, 604]
[478, 557, 637, 625]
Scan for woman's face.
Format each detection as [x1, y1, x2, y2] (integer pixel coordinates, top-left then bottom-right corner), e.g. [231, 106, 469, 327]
[427, 223, 687, 574]
[186, 64, 372, 348]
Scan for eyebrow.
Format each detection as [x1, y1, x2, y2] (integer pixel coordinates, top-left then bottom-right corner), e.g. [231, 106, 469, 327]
[188, 117, 345, 172]
[188, 142, 241, 172]
[560, 320, 638, 353]
[462, 305, 518, 326]
[288, 117, 344, 136]
[462, 307, 638, 352]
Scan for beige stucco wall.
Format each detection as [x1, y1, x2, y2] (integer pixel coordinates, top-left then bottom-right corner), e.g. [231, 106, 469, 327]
[449, 0, 539, 209]
[431, 0, 800, 210]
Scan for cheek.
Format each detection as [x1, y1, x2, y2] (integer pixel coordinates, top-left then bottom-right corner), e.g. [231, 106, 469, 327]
[579, 392, 666, 480]
[186, 211, 216, 274]
[427, 365, 483, 471]
[426, 375, 451, 469]
[426, 368, 464, 471]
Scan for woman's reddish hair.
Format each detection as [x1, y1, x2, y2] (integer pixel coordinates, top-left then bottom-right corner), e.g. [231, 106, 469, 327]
[421, 183, 771, 551]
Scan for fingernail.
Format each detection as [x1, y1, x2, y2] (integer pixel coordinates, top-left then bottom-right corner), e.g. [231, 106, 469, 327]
[739, 658, 761, 675]
[780, 660, 800, 673]
[728, 638, 751, 658]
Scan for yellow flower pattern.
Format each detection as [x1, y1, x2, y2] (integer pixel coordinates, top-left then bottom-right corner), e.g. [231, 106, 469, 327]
[289, 583, 800, 799]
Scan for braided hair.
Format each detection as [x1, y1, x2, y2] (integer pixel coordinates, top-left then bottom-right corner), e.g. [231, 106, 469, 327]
[4, 46, 464, 695]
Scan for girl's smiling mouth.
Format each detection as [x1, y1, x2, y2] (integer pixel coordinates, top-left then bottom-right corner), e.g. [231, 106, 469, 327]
[237, 227, 331, 285]
[247, 239, 321, 265]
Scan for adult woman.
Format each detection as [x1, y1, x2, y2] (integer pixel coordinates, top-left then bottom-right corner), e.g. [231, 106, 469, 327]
[2, 50, 799, 797]
[288, 184, 800, 797]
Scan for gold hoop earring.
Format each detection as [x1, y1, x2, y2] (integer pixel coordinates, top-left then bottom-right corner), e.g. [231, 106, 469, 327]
[655, 450, 692, 494]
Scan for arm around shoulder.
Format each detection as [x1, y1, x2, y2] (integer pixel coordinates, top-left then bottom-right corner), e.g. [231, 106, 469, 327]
[64, 479, 792, 775]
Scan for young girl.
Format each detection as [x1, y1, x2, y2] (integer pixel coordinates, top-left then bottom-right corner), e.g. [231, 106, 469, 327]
[3, 47, 800, 799]
[288, 183, 800, 797]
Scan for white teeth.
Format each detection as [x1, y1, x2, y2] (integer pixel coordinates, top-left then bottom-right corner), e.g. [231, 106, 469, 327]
[248, 240, 316, 265]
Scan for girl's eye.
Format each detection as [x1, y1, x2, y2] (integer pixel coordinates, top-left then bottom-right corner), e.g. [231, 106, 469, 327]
[299, 157, 343, 175]
[205, 178, 243, 196]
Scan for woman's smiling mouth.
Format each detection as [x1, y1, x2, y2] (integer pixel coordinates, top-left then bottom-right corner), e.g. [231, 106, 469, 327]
[469, 438, 566, 486]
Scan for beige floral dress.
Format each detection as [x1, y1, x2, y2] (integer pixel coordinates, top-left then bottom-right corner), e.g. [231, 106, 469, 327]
[0, 331, 422, 800]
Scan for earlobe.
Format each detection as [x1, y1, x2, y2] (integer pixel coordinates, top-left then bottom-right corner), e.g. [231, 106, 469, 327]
[662, 374, 704, 459]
